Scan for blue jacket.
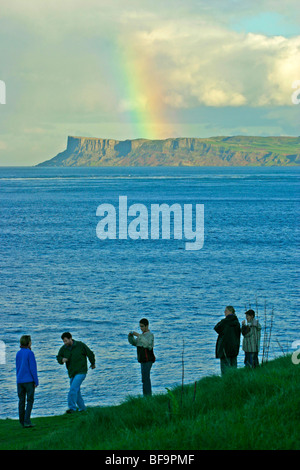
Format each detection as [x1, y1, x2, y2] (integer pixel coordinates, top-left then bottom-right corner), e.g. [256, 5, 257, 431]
[16, 347, 39, 386]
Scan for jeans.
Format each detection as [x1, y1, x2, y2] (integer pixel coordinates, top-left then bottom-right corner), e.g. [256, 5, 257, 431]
[17, 382, 35, 426]
[220, 356, 237, 376]
[244, 352, 259, 368]
[68, 374, 86, 411]
[141, 362, 153, 396]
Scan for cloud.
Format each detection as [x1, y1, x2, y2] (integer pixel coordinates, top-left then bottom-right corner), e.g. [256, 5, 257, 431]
[2, 1, 299, 115]
[128, 22, 300, 108]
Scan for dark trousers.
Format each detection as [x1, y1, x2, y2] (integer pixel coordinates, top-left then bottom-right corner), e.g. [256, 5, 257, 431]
[17, 382, 35, 426]
[220, 356, 237, 376]
[141, 362, 153, 396]
[244, 352, 259, 368]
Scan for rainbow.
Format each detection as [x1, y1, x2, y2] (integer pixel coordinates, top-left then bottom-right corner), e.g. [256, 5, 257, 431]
[114, 39, 172, 140]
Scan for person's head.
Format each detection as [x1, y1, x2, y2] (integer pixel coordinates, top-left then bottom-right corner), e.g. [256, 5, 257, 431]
[225, 306, 235, 317]
[61, 332, 73, 347]
[245, 309, 255, 322]
[20, 335, 31, 348]
[139, 318, 149, 333]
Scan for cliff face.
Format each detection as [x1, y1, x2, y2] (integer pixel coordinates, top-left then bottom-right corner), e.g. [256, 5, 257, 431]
[37, 135, 300, 167]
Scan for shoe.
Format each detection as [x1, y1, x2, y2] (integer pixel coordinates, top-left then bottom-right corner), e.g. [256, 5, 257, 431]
[65, 409, 76, 414]
[24, 423, 35, 428]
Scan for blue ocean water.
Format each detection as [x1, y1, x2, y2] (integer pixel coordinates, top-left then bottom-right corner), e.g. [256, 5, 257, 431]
[0, 166, 299, 419]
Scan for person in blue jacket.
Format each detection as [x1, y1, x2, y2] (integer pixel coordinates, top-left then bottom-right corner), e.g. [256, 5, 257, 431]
[16, 335, 39, 428]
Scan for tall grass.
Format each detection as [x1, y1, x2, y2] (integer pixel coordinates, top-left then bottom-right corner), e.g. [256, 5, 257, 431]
[1, 355, 299, 450]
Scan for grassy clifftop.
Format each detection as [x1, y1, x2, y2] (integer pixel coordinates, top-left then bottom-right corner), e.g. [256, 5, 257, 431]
[1, 355, 299, 450]
[37, 135, 300, 167]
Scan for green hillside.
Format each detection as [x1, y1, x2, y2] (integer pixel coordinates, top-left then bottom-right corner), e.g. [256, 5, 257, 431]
[1, 355, 299, 450]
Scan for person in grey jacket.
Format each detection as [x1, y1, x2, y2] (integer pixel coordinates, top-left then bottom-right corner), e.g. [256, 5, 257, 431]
[128, 318, 155, 396]
[242, 309, 261, 368]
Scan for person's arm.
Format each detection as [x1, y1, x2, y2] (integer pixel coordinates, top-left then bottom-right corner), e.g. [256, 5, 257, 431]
[241, 322, 250, 336]
[29, 351, 39, 387]
[56, 346, 67, 365]
[214, 319, 225, 334]
[84, 343, 96, 368]
[128, 333, 137, 346]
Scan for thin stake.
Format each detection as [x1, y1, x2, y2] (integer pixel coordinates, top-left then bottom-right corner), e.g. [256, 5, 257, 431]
[266, 306, 274, 362]
[262, 300, 268, 364]
[193, 381, 197, 403]
[181, 339, 184, 406]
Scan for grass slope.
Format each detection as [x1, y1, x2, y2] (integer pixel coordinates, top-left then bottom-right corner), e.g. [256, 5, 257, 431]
[1, 355, 299, 450]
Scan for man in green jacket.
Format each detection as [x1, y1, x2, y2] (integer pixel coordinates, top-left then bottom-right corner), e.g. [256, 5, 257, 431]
[56, 332, 95, 413]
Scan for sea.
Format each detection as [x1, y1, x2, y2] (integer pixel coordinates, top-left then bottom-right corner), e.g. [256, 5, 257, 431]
[0, 165, 299, 419]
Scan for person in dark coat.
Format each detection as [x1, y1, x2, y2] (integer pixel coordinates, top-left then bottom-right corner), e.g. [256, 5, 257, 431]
[214, 306, 241, 375]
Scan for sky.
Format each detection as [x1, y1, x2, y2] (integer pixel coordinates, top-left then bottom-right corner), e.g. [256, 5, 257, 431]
[0, 0, 299, 166]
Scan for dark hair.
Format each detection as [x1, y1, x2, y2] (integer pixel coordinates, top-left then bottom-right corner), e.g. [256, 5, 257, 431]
[61, 332, 72, 340]
[245, 309, 255, 318]
[139, 318, 149, 327]
[225, 306, 235, 315]
[20, 335, 31, 347]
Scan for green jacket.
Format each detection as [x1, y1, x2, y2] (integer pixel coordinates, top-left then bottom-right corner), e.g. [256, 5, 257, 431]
[56, 340, 95, 378]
